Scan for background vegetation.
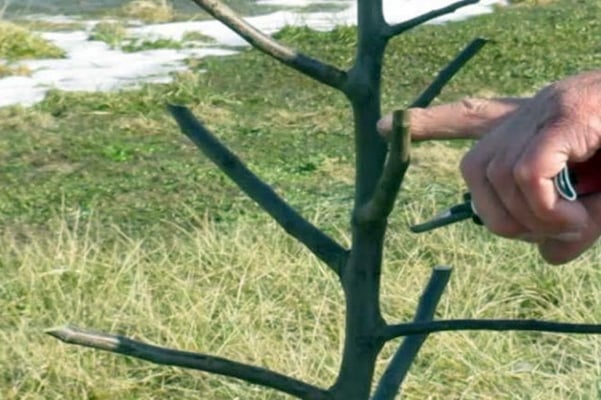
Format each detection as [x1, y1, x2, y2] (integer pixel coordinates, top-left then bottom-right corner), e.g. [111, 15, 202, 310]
[0, 20, 64, 77]
[3, 0, 601, 398]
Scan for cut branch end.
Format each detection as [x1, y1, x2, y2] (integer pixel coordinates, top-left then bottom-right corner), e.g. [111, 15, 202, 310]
[47, 325, 331, 400]
[357, 110, 411, 224]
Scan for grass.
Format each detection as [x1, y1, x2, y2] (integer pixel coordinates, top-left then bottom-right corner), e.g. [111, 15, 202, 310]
[121, 0, 175, 23]
[0, 63, 29, 77]
[0, 21, 64, 60]
[3, 0, 601, 398]
[0, 21, 63, 78]
[14, 19, 86, 32]
[89, 21, 128, 48]
[89, 21, 213, 53]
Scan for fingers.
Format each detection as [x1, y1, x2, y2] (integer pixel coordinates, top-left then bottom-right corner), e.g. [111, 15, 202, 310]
[461, 146, 528, 237]
[409, 97, 528, 141]
[377, 97, 529, 141]
[376, 114, 393, 138]
[538, 194, 601, 264]
[515, 121, 589, 231]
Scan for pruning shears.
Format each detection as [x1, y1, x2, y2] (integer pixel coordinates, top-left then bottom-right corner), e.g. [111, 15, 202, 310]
[410, 150, 601, 233]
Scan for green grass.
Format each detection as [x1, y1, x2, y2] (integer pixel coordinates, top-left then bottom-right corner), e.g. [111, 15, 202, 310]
[0, 21, 64, 60]
[3, 0, 601, 398]
[89, 21, 213, 53]
[89, 21, 128, 48]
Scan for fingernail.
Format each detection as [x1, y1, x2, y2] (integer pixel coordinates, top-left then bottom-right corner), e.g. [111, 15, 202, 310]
[377, 116, 392, 136]
[550, 232, 582, 242]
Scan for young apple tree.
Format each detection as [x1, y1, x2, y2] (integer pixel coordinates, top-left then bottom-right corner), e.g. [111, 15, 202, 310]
[48, 0, 601, 398]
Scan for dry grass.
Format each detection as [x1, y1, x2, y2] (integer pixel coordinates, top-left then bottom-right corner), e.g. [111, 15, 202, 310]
[3, 2, 601, 398]
[122, 0, 175, 23]
[1, 211, 344, 399]
[510, 0, 557, 5]
[3, 196, 601, 399]
[0, 21, 64, 60]
[0, 63, 30, 77]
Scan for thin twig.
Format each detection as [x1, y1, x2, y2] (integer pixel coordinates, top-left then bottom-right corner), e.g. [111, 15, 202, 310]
[410, 38, 488, 108]
[384, 0, 480, 38]
[168, 105, 348, 276]
[46, 326, 331, 400]
[190, 0, 347, 91]
[357, 110, 410, 223]
[372, 266, 452, 400]
[381, 319, 601, 341]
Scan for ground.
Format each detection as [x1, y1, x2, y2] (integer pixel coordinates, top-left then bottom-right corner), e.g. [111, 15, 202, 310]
[2, 0, 601, 398]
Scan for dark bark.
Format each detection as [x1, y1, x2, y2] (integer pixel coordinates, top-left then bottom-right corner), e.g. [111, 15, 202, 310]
[372, 266, 452, 400]
[168, 105, 348, 276]
[384, 0, 480, 38]
[190, 0, 347, 91]
[357, 110, 411, 223]
[330, 1, 389, 398]
[410, 38, 488, 108]
[47, 326, 331, 400]
[381, 319, 601, 340]
[48, 2, 601, 400]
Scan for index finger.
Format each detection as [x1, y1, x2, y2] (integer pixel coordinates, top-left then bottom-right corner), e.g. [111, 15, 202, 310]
[378, 97, 529, 141]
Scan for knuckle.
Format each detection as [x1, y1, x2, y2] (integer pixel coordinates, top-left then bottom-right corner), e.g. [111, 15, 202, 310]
[486, 159, 511, 188]
[478, 206, 524, 237]
[460, 97, 491, 120]
[487, 218, 523, 238]
[512, 161, 535, 186]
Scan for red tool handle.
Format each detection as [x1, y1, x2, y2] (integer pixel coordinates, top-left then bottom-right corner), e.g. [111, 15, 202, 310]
[555, 150, 601, 200]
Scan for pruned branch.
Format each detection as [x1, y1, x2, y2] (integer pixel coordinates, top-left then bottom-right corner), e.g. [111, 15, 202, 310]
[168, 105, 348, 276]
[46, 326, 330, 400]
[372, 266, 452, 400]
[357, 38, 486, 224]
[381, 319, 601, 341]
[384, 0, 480, 38]
[356, 110, 410, 223]
[190, 0, 347, 91]
[411, 37, 488, 108]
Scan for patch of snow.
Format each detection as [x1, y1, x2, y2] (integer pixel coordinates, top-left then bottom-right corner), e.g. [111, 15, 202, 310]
[383, 0, 507, 25]
[0, 76, 47, 107]
[0, 0, 506, 108]
[257, 0, 347, 7]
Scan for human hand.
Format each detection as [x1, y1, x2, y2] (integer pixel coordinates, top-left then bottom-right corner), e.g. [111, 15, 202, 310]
[378, 71, 601, 264]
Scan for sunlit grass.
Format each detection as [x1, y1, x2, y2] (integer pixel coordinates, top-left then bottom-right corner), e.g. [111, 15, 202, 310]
[3, 0, 601, 398]
[0, 21, 64, 60]
[3, 194, 601, 399]
[121, 0, 175, 23]
[1, 211, 344, 399]
[89, 21, 128, 48]
[0, 62, 29, 77]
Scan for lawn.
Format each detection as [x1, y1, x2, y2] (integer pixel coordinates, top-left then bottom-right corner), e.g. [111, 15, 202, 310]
[3, 0, 601, 398]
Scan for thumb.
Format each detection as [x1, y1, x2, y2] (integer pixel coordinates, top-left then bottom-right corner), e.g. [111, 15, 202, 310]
[378, 97, 529, 141]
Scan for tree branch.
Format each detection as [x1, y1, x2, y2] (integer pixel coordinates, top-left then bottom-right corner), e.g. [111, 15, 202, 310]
[46, 326, 331, 400]
[357, 38, 486, 224]
[190, 0, 347, 91]
[168, 105, 348, 276]
[381, 319, 601, 341]
[410, 37, 488, 108]
[384, 0, 480, 38]
[356, 110, 410, 223]
[372, 266, 452, 400]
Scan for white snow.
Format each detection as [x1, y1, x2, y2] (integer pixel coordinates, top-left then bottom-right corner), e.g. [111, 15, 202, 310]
[0, 0, 506, 108]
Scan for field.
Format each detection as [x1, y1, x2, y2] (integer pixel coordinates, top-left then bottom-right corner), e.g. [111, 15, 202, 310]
[3, 0, 601, 398]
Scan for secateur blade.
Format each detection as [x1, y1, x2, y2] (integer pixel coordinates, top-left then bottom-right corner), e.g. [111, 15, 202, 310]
[410, 193, 482, 233]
